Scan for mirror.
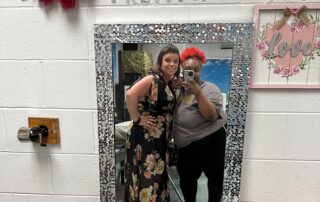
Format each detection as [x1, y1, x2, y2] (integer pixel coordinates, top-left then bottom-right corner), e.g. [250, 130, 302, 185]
[94, 23, 253, 202]
[113, 43, 233, 202]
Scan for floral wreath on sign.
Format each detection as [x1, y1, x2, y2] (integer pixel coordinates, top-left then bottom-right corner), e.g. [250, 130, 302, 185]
[257, 6, 320, 78]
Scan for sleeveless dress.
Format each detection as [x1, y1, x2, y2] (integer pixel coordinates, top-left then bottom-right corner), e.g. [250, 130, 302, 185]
[125, 73, 176, 202]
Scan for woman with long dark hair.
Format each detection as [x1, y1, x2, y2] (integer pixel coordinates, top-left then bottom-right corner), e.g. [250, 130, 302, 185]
[125, 44, 180, 201]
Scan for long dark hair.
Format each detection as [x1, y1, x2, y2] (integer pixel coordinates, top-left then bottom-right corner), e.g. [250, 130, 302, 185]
[152, 44, 181, 78]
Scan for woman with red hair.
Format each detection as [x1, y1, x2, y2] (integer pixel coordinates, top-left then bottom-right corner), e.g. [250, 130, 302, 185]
[173, 47, 227, 202]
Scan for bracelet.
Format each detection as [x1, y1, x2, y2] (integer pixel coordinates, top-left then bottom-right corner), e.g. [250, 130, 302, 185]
[133, 116, 141, 124]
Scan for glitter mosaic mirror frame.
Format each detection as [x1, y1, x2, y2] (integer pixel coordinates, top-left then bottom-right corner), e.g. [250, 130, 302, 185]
[94, 23, 253, 202]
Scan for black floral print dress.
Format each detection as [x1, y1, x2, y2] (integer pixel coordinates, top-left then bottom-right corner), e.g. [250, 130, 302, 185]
[125, 73, 176, 202]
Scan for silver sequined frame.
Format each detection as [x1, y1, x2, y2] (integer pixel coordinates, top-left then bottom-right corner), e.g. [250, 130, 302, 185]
[94, 23, 253, 202]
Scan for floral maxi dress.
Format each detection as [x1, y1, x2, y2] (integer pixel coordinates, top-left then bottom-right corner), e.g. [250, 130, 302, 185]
[125, 73, 176, 202]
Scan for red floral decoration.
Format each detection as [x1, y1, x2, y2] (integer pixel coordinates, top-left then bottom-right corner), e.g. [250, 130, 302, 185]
[39, 0, 76, 9]
[58, 0, 76, 9]
[180, 47, 206, 64]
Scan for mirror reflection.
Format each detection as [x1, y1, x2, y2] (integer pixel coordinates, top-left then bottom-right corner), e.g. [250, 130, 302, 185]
[113, 43, 233, 202]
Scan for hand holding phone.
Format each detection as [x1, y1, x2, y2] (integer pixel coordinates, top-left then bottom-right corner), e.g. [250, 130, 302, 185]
[183, 70, 194, 82]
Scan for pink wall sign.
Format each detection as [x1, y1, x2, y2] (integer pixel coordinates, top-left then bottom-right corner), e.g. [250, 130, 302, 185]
[251, 4, 320, 89]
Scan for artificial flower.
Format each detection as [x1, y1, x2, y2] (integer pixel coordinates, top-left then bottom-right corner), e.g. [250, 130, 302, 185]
[58, 0, 76, 9]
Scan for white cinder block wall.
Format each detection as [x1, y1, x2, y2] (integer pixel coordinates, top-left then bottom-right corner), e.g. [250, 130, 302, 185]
[0, 0, 319, 202]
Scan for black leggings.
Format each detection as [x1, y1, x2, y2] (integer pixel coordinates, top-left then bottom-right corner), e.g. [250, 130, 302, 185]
[176, 127, 226, 202]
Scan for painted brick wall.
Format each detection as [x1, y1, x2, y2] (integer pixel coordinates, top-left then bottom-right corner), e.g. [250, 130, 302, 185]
[0, 0, 319, 202]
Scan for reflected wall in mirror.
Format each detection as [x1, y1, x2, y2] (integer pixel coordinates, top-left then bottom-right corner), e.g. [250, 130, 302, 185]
[94, 23, 253, 202]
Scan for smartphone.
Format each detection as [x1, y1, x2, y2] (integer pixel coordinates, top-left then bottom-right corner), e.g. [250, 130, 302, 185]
[183, 70, 194, 82]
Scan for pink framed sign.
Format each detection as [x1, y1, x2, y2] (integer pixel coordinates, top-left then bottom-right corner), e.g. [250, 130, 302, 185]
[250, 3, 320, 89]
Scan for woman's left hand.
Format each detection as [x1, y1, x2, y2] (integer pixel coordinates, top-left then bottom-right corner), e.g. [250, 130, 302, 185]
[170, 77, 183, 89]
[182, 80, 201, 95]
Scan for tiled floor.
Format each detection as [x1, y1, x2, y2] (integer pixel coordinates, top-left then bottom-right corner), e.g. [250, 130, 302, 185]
[168, 167, 184, 202]
[169, 166, 209, 202]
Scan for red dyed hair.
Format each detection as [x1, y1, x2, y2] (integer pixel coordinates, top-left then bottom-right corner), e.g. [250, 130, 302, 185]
[180, 47, 206, 64]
